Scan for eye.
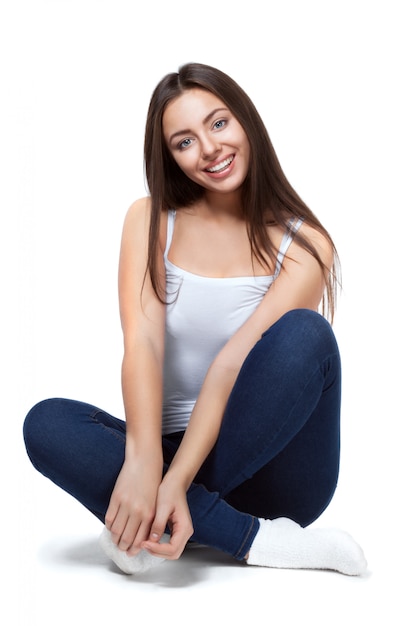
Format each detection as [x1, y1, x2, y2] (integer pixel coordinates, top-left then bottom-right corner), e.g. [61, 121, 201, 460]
[213, 119, 227, 130]
[178, 137, 193, 150]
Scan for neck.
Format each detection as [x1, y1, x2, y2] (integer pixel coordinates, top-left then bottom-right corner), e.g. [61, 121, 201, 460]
[200, 189, 244, 219]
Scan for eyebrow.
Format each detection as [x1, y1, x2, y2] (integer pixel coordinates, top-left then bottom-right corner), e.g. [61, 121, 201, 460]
[168, 107, 229, 144]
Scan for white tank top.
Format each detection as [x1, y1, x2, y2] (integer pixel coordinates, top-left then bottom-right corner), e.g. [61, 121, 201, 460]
[162, 209, 302, 434]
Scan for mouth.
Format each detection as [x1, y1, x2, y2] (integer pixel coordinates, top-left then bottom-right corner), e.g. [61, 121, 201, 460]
[205, 155, 234, 174]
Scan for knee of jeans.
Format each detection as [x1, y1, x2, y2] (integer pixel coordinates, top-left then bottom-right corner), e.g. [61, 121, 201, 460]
[258, 310, 339, 378]
[23, 398, 62, 462]
[277, 308, 329, 332]
[265, 309, 335, 348]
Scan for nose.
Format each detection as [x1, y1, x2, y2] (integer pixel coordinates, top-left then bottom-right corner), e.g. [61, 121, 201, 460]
[200, 133, 221, 160]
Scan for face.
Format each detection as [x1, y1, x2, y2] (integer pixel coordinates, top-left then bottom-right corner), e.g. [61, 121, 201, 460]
[162, 88, 251, 195]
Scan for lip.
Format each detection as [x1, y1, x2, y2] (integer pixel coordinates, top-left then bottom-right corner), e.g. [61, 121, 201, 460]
[204, 154, 235, 178]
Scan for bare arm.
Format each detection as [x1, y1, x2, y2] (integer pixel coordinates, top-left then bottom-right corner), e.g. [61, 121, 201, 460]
[118, 198, 165, 459]
[144, 225, 334, 557]
[105, 197, 167, 554]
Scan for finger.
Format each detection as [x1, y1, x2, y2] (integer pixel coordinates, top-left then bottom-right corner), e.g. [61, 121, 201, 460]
[126, 521, 153, 556]
[146, 505, 171, 544]
[143, 521, 193, 560]
[142, 536, 184, 560]
[118, 517, 142, 552]
[105, 508, 129, 546]
[104, 499, 120, 531]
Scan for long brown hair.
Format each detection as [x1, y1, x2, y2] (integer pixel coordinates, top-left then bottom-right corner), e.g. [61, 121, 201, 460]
[144, 62, 339, 321]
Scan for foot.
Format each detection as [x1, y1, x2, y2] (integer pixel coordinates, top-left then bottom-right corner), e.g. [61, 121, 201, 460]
[99, 527, 168, 575]
[247, 518, 367, 576]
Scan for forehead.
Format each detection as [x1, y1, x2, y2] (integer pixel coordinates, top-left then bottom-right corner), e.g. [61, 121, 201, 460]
[163, 88, 228, 133]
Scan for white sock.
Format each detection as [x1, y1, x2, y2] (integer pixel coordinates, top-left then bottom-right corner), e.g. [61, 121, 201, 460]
[99, 527, 168, 575]
[247, 518, 367, 576]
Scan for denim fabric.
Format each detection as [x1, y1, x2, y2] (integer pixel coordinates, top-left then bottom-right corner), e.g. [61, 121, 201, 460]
[23, 309, 341, 560]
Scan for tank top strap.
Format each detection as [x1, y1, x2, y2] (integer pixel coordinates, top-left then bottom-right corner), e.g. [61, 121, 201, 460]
[164, 209, 176, 259]
[274, 217, 304, 277]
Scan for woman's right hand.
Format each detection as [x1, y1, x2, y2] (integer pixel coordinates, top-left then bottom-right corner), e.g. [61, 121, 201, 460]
[105, 454, 162, 556]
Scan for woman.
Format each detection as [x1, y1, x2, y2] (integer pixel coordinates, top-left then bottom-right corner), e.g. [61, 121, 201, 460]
[23, 63, 366, 576]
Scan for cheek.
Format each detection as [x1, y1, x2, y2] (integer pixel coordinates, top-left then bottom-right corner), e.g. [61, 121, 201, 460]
[241, 132, 251, 152]
[173, 152, 197, 175]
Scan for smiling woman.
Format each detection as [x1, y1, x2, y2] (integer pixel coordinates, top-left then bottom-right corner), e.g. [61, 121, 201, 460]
[162, 91, 250, 192]
[23, 62, 367, 578]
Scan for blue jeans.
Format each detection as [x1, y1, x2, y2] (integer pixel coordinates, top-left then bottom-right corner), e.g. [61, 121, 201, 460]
[23, 309, 341, 561]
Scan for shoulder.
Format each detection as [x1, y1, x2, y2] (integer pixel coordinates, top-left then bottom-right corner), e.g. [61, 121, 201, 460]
[294, 221, 334, 269]
[119, 197, 153, 262]
[123, 196, 151, 228]
[118, 198, 166, 335]
[121, 197, 169, 255]
[268, 217, 334, 270]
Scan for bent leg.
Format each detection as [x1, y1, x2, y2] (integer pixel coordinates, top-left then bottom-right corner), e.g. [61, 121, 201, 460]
[22, 398, 257, 559]
[23, 398, 127, 521]
[23, 398, 187, 521]
[198, 309, 341, 526]
[23, 310, 350, 570]
[185, 310, 368, 574]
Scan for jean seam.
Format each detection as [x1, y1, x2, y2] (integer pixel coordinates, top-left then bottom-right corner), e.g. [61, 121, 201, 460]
[234, 515, 256, 560]
[90, 409, 127, 445]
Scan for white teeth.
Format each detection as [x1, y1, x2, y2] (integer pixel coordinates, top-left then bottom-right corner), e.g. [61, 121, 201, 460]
[206, 156, 233, 173]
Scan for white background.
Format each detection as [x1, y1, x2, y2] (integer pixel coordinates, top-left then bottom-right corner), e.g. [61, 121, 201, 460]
[1, 1, 416, 624]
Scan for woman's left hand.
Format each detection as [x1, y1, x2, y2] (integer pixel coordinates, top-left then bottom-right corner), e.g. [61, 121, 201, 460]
[141, 473, 194, 559]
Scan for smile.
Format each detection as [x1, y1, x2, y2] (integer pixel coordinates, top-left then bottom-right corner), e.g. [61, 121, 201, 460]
[205, 155, 234, 173]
